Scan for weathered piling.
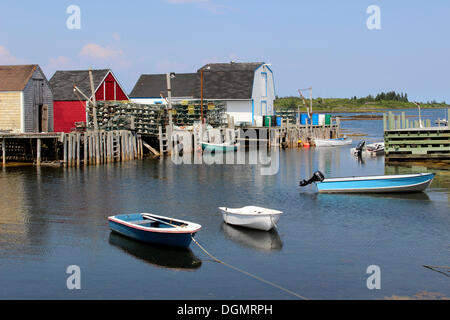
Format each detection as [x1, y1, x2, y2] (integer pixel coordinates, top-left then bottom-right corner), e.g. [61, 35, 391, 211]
[2, 138, 6, 166]
[59, 130, 141, 167]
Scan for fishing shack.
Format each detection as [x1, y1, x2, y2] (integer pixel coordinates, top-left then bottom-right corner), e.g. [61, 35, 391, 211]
[0, 64, 53, 133]
[49, 69, 129, 133]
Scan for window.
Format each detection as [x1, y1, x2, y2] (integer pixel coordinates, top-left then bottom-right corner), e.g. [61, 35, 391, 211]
[261, 101, 267, 115]
[261, 72, 267, 97]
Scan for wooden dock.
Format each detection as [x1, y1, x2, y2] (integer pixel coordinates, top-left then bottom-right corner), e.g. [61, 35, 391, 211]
[384, 110, 450, 163]
[0, 130, 144, 167]
[162, 118, 341, 156]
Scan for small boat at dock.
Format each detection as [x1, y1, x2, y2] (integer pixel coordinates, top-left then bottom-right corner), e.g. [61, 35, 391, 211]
[315, 137, 352, 147]
[218, 206, 282, 231]
[435, 119, 448, 126]
[351, 141, 385, 157]
[108, 213, 202, 248]
[299, 171, 435, 193]
[202, 142, 240, 152]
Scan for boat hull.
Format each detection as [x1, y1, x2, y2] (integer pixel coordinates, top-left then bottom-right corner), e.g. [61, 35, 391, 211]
[108, 214, 201, 248]
[315, 139, 352, 147]
[202, 142, 239, 152]
[221, 213, 280, 231]
[317, 173, 435, 193]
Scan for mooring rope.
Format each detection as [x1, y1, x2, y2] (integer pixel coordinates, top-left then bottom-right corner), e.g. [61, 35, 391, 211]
[191, 236, 308, 300]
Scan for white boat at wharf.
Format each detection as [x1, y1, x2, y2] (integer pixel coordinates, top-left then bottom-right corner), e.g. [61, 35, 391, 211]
[351, 142, 385, 157]
[314, 137, 352, 147]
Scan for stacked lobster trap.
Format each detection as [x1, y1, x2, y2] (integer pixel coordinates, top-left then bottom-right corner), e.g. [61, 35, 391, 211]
[86, 100, 227, 135]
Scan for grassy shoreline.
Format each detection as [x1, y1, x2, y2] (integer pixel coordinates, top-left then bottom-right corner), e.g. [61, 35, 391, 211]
[274, 97, 450, 113]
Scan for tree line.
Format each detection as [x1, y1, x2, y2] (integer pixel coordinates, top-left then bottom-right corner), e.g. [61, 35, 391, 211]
[350, 91, 408, 103]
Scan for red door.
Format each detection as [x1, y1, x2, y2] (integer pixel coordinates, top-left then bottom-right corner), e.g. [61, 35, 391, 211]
[105, 80, 115, 100]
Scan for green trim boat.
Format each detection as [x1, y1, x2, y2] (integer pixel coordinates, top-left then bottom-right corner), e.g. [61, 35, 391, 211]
[201, 142, 240, 152]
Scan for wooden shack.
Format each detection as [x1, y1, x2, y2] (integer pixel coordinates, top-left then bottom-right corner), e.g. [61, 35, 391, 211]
[0, 65, 53, 133]
[49, 69, 128, 133]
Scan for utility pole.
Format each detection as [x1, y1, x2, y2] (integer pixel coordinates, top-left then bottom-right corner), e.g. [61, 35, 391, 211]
[166, 73, 174, 128]
[200, 69, 204, 124]
[88, 68, 98, 131]
[200, 66, 210, 124]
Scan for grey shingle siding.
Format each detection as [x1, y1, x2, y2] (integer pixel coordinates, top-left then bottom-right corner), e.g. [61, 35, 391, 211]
[23, 67, 54, 132]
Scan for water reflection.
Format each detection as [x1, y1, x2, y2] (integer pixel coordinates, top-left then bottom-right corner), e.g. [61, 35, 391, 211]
[108, 232, 202, 271]
[221, 223, 283, 252]
[317, 191, 431, 202]
[385, 164, 450, 190]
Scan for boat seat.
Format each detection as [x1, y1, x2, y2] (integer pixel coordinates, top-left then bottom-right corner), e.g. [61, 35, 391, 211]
[128, 220, 153, 225]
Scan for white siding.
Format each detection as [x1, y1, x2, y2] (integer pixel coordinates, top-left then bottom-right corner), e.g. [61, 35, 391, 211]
[131, 98, 166, 105]
[226, 100, 253, 124]
[251, 65, 275, 120]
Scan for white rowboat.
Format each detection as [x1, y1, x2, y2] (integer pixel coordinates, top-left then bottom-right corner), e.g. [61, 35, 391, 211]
[315, 138, 352, 147]
[218, 206, 282, 231]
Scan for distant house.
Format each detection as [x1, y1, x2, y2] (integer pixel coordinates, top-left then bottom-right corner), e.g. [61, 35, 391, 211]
[129, 62, 275, 124]
[0, 64, 53, 133]
[49, 69, 128, 132]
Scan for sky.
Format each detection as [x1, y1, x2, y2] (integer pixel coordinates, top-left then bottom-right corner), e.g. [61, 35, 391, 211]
[0, 0, 449, 102]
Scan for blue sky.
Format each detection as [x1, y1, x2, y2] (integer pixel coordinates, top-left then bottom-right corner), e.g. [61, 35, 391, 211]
[0, 0, 449, 102]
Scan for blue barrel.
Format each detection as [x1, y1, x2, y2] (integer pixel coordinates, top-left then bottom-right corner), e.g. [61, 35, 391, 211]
[276, 116, 282, 126]
[300, 114, 310, 125]
[312, 114, 319, 126]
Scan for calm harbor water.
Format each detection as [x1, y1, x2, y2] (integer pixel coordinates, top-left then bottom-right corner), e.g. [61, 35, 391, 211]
[0, 108, 449, 300]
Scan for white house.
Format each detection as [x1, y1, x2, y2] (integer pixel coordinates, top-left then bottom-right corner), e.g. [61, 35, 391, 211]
[129, 62, 276, 125]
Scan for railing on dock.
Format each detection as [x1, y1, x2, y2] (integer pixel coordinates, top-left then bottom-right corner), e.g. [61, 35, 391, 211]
[384, 110, 450, 163]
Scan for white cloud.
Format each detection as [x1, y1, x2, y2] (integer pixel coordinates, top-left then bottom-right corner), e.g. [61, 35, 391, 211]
[80, 43, 124, 60]
[47, 56, 75, 69]
[166, 0, 227, 14]
[112, 33, 121, 41]
[0, 46, 27, 64]
[79, 43, 131, 68]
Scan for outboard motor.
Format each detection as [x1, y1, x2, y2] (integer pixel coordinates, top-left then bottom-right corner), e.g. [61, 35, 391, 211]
[299, 171, 325, 187]
[355, 140, 366, 158]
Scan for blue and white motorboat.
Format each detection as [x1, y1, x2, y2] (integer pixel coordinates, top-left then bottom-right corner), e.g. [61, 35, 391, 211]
[108, 213, 202, 248]
[299, 171, 435, 193]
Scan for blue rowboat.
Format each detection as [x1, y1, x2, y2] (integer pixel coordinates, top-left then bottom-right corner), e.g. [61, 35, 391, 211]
[108, 213, 202, 248]
[300, 171, 435, 193]
[202, 142, 239, 152]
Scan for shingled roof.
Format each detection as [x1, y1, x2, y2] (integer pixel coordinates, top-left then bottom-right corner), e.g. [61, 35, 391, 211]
[0, 65, 38, 91]
[49, 69, 110, 101]
[199, 70, 255, 99]
[129, 73, 199, 98]
[197, 62, 263, 72]
[130, 62, 264, 100]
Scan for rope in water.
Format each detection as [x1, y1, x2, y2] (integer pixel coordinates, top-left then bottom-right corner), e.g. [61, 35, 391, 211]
[191, 236, 308, 300]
